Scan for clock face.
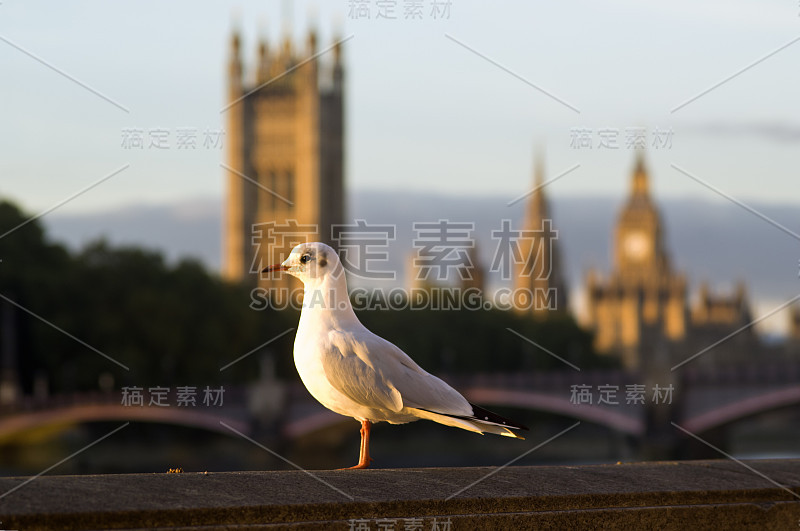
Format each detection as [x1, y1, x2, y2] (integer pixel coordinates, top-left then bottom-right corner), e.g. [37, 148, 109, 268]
[623, 231, 650, 261]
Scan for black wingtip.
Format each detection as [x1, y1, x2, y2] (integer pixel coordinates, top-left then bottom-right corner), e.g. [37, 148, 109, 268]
[469, 403, 529, 431]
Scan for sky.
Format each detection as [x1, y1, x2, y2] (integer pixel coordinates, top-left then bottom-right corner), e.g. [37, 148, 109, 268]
[1, 0, 799, 334]
[1, 0, 799, 213]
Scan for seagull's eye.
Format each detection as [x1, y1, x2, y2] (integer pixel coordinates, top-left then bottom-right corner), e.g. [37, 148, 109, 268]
[299, 254, 310, 264]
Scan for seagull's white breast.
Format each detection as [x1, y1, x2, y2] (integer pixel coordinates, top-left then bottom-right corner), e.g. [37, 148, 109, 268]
[293, 309, 418, 424]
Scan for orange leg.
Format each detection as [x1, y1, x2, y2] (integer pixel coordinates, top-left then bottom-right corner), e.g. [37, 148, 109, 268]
[340, 420, 373, 470]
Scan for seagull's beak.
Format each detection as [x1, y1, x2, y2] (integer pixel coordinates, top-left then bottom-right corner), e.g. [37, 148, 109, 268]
[262, 263, 288, 273]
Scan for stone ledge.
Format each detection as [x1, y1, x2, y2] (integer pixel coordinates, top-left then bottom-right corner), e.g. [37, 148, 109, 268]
[1, 459, 799, 530]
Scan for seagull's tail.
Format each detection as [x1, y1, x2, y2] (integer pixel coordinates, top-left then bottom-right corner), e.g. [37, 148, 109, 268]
[411, 403, 528, 440]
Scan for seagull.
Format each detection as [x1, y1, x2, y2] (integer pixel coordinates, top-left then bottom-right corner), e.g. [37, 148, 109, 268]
[263, 242, 528, 469]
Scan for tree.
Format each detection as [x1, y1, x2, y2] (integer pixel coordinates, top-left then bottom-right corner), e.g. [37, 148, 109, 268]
[0, 200, 297, 394]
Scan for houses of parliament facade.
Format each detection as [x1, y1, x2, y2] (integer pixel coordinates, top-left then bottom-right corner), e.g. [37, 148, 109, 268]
[505, 153, 765, 370]
[582, 155, 757, 370]
[221, 28, 798, 370]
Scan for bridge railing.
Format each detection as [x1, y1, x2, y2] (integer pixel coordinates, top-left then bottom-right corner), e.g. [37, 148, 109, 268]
[682, 359, 800, 384]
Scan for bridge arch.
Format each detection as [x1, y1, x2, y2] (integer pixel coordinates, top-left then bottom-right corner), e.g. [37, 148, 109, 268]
[682, 386, 800, 434]
[282, 387, 644, 439]
[0, 404, 250, 441]
[463, 388, 643, 436]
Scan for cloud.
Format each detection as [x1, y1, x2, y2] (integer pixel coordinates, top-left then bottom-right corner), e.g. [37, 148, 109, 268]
[607, 0, 798, 32]
[688, 121, 800, 143]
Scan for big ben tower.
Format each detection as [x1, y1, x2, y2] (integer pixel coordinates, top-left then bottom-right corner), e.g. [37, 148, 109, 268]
[586, 154, 687, 369]
[614, 155, 670, 282]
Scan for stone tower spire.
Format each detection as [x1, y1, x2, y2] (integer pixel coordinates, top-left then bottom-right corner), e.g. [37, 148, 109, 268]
[514, 148, 568, 317]
[222, 28, 252, 282]
[632, 150, 649, 197]
[528, 146, 548, 223]
[459, 242, 485, 295]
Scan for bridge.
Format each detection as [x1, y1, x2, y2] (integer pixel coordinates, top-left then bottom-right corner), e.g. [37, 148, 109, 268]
[2, 360, 798, 453]
[0, 389, 251, 442]
[281, 370, 646, 439]
[281, 361, 800, 441]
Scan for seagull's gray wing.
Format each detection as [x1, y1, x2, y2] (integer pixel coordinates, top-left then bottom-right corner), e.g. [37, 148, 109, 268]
[323, 329, 472, 417]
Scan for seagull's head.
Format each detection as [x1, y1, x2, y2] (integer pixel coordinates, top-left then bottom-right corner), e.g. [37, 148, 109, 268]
[262, 242, 343, 286]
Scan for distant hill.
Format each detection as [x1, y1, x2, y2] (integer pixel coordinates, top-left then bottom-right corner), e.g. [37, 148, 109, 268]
[44, 189, 799, 332]
[46, 198, 223, 270]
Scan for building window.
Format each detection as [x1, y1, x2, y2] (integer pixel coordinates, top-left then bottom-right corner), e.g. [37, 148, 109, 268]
[286, 169, 294, 204]
[268, 170, 277, 210]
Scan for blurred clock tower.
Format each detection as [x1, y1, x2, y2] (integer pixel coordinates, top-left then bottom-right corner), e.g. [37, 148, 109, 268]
[614, 155, 671, 280]
[585, 154, 687, 369]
